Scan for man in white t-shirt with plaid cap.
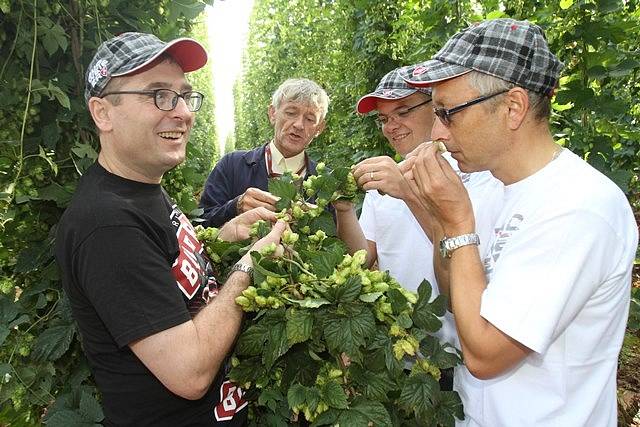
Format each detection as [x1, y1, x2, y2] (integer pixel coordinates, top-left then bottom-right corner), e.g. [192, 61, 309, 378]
[398, 18, 637, 426]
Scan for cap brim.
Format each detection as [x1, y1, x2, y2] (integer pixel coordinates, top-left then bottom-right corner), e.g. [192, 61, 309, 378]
[113, 37, 208, 77]
[356, 88, 419, 114]
[400, 60, 471, 88]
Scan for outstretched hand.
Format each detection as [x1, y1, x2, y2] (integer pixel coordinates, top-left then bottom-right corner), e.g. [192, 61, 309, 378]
[218, 207, 278, 242]
[236, 187, 280, 213]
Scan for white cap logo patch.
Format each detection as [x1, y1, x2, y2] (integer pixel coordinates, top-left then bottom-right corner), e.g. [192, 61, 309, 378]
[87, 59, 109, 87]
[412, 65, 428, 76]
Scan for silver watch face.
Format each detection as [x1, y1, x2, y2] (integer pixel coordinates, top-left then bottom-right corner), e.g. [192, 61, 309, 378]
[439, 238, 450, 258]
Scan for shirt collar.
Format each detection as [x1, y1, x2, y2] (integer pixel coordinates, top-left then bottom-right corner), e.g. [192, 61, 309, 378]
[267, 140, 306, 175]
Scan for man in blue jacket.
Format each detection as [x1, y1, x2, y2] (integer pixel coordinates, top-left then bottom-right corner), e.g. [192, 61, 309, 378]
[199, 78, 329, 227]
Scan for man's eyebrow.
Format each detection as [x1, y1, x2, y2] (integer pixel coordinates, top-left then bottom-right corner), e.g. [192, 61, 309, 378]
[377, 102, 412, 115]
[141, 81, 193, 91]
[391, 103, 412, 112]
[142, 81, 172, 90]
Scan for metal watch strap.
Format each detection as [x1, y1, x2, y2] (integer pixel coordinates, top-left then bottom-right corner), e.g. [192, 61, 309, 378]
[229, 262, 253, 277]
[439, 233, 480, 258]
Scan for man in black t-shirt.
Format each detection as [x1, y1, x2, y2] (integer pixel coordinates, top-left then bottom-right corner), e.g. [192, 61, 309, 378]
[55, 32, 285, 426]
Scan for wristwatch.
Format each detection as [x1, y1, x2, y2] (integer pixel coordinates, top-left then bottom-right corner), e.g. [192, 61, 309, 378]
[229, 262, 254, 277]
[439, 233, 480, 258]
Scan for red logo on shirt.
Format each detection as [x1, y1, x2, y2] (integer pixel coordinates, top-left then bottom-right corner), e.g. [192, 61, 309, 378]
[214, 381, 247, 421]
[171, 211, 206, 299]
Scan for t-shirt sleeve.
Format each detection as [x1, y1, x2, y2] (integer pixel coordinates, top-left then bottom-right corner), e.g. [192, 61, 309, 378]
[75, 225, 191, 347]
[480, 209, 624, 354]
[358, 191, 377, 242]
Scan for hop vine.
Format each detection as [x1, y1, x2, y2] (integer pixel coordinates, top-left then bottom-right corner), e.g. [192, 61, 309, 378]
[197, 166, 464, 426]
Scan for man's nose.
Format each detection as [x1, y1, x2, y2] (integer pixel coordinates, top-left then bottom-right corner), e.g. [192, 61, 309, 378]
[385, 117, 401, 131]
[171, 96, 194, 121]
[292, 114, 304, 129]
[430, 115, 449, 142]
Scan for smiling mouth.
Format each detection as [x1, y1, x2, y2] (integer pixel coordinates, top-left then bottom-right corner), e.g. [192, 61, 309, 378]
[158, 131, 185, 140]
[392, 133, 410, 143]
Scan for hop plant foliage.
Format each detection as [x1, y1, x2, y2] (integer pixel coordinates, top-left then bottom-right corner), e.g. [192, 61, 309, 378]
[197, 166, 464, 426]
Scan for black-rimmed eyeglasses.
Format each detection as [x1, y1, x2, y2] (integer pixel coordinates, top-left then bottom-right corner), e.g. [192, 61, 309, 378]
[376, 99, 432, 128]
[433, 89, 509, 127]
[100, 88, 205, 112]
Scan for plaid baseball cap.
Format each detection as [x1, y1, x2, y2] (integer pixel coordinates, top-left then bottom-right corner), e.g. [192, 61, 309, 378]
[356, 68, 431, 114]
[400, 19, 564, 96]
[84, 32, 207, 102]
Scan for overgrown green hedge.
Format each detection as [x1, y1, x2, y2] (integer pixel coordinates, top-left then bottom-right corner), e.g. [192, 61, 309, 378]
[1, 0, 638, 424]
[0, 0, 215, 424]
[235, 0, 640, 199]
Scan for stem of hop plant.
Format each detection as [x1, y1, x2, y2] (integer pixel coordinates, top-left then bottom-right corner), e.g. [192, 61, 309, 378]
[281, 256, 316, 277]
[6, 292, 59, 405]
[1, 0, 37, 230]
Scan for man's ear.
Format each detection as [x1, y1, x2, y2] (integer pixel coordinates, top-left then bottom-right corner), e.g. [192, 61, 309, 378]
[88, 97, 114, 133]
[314, 120, 326, 137]
[504, 87, 529, 130]
[267, 104, 276, 125]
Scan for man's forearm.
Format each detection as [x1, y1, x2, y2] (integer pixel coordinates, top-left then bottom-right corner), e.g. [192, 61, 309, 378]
[130, 269, 251, 400]
[431, 227, 451, 307]
[335, 207, 374, 267]
[191, 269, 250, 379]
[448, 245, 530, 379]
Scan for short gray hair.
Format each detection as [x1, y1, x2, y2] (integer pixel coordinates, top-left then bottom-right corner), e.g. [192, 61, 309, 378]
[271, 78, 329, 120]
[465, 71, 551, 121]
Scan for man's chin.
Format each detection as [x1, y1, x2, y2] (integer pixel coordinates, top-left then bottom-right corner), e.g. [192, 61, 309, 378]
[456, 161, 481, 174]
[282, 141, 307, 157]
[163, 154, 186, 172]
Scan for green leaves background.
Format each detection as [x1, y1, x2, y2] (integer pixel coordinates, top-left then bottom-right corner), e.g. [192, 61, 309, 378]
[0, 0, 215, 424]
[1, 0, 638, 424]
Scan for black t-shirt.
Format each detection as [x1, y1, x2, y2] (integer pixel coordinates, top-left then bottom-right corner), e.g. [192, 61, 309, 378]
[55, 163, 247, 426]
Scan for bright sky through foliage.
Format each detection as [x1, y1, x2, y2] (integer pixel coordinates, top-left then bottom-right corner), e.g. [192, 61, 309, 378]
[207, 0, 254, 154]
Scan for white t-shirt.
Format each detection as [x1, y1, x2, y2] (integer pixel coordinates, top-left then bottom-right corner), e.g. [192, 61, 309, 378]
[359, 154, 504, 346]
[456, 149, 638, 426]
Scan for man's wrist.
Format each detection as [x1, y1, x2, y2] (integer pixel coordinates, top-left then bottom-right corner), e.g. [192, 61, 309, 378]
[228, 261, 253, 279]
[443, 219, 475, 238]
[402, 187, 420, 204]
[235, 194, 244, 214]
[333, 202, 355, 214]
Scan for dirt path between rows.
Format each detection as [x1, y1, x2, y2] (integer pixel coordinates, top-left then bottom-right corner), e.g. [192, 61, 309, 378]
[618, 265, 640, 426]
